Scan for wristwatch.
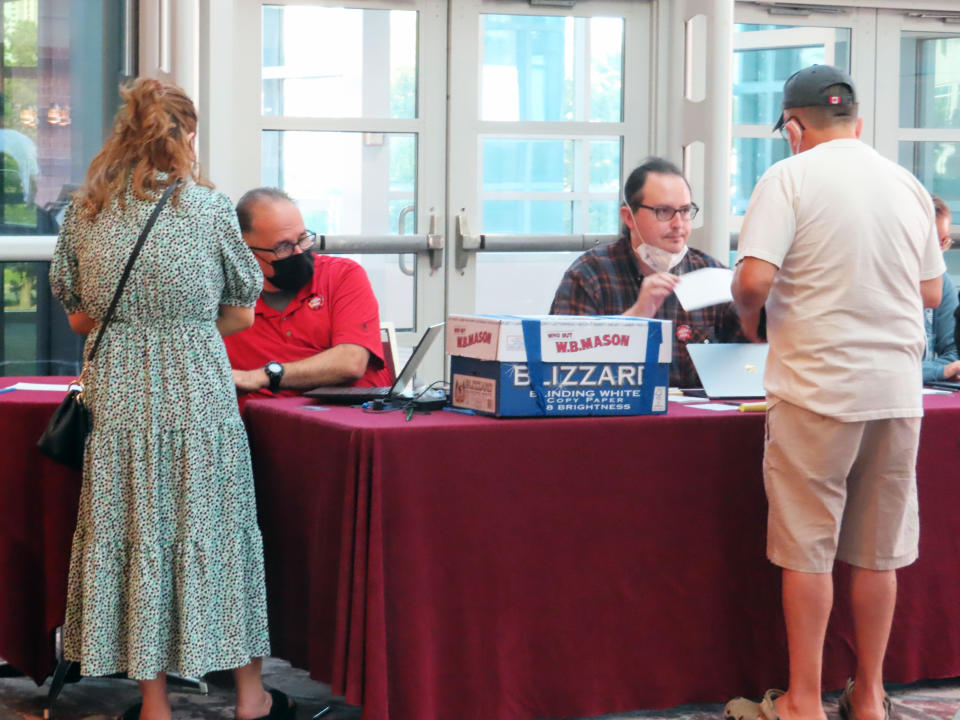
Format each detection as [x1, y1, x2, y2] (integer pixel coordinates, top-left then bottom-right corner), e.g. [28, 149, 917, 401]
[264, 361, 284, 394]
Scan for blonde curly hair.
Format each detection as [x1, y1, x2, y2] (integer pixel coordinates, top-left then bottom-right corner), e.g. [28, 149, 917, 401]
[73, 77, 211, 219]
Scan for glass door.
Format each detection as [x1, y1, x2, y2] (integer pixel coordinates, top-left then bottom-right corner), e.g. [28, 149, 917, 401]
[446, 0, 650, 318]
[730, 4, 874, 240]
[229, 0, 447, 357]
[875, 10, 960, 274]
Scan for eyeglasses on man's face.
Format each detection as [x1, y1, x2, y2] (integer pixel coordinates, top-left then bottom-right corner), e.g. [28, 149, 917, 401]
[778, 116, 806, 142]
[635, 203, 700, 222]
[249, 230, 317, 259]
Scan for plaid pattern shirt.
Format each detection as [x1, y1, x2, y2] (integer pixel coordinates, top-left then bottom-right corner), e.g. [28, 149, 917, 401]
[549, 234, 746, 387]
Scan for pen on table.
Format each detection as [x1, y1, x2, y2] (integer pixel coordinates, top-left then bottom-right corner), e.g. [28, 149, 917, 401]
[443, 406, 476, 416]
[739, 401, 767, 413]
[0, 387, 16, 395]
[406, 406, 415, 421]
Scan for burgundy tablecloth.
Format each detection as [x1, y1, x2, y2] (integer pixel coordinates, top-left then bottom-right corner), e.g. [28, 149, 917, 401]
[0, 378, 81, 683]
[5, 382, 960, 720]
[243, 395, 960, 720]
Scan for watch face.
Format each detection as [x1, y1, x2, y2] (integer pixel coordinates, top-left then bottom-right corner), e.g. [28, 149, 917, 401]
[266, 361, 283, 375]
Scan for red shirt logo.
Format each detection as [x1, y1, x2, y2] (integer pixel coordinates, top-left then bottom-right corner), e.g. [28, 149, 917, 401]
[308, 296, 325, 310]
[676, 324, 693, 342]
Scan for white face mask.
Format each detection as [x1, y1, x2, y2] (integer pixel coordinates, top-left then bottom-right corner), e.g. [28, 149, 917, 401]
[635, 242, 688, 273]
[624, 203, 689, 273]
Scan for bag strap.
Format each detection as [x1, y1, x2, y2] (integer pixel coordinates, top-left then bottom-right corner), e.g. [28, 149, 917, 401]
[86, 180, 181, 363]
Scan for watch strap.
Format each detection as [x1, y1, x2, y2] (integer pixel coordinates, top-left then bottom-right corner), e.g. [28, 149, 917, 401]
[265, 362, 284, 393]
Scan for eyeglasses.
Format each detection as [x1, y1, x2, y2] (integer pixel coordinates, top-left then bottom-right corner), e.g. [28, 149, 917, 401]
[249, 231, 317, 259]
[634, 203, 700, 222]
[778, 116, 806, 141]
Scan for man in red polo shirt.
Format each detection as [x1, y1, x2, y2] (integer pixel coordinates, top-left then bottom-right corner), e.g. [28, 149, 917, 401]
[224, 187, 391, 401]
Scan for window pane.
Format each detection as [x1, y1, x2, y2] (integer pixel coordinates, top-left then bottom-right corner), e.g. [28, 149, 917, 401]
[589, 201, 619, 233]
[0, 1, 123, 236]
[476, 251, 581, 315]
[900, 33, 960, 129]
[261, 130, 416, 329]
[899, 141, 960, 216]
[482, 200, 573, 234]
[732, 25, 851, 125]
[590, 18, 624, 123]
[482, 139, 572, 192]
[3, 262, 37, 373]
[0, 2, 124, 377]
[731, 138, 790, 215]
[262, 6, 417, 119]
[589, 139, 620, 192]
[263, 130, 416, 234]
[481, 14, 623, 122]
[480, 137, 619, 232]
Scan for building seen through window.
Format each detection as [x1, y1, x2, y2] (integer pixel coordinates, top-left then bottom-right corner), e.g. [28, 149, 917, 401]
[0, 0, 126, 376]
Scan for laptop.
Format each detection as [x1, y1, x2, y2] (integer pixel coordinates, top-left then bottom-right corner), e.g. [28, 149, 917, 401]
[926, 379, 960, 392]
[304, 323, 444, 404]
[685, 343, 769, 399]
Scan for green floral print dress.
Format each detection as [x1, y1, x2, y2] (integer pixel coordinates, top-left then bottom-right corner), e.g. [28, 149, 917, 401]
[49, 180, 271, 680]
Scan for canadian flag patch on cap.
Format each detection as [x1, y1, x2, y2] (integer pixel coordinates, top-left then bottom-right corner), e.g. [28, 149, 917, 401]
[828, 95, 841, 105]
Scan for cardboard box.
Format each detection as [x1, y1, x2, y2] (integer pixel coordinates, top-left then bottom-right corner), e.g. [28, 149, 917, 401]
[447, 315, 672, 417]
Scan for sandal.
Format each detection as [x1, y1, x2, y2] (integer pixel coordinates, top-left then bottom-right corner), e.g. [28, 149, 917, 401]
[838, 678, 893, 720]
[238, 688, 297, 720]
[724, 689, 785, 720]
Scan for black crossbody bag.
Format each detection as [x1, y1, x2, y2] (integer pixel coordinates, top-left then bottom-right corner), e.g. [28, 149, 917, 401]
[38, 181, 180, 469]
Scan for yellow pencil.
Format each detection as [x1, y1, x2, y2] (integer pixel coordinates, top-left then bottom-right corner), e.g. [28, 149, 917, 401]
[739, 401, 767, 412]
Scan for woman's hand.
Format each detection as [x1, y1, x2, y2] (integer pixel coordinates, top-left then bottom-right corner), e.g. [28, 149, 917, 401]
[67, 312, 96, 335]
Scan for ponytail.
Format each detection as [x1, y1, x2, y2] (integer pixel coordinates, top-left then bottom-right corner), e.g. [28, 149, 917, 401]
[74, 77, 211, 219]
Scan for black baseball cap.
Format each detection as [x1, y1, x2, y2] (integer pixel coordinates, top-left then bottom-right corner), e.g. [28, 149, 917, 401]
[772, 64, 857, 132]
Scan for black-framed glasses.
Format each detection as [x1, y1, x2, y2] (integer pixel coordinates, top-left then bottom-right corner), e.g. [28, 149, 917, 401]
[635, 203, 700, 222]
[778, 116, 806, 141]
[249, 231, 317, 259]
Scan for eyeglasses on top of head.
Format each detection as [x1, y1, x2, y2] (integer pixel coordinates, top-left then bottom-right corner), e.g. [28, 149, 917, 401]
[249, 230, 317, 259]
[634, 203, 700, 222]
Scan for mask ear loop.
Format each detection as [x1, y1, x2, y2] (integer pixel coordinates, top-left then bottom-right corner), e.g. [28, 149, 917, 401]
[623, 188, 648, 247]
[785, 118, 803, 155]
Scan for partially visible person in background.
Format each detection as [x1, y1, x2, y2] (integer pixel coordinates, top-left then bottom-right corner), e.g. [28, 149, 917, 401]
[923, 194, 959, 384]
[50, 78, 293, 720]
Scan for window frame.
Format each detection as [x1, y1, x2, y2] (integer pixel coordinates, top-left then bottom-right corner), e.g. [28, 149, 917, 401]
[875, 10, 960, 232]
[730, 3, 876, 234]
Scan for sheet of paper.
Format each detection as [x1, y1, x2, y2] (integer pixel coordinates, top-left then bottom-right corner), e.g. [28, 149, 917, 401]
[11, 382, 70, 392]
[668, 395, 700, 403]
[674, 267, 734, 312]
[923, 388, 952, 395]
[688, 402, 739, 412]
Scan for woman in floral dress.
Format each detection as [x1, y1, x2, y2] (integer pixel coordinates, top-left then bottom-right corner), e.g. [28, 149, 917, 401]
[50, 78, 293, 720]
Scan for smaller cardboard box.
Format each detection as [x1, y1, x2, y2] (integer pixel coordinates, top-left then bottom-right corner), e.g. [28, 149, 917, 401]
[447, 315, 672, 417]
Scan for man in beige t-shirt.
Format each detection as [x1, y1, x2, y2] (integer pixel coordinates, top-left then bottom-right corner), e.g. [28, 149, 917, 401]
[726, 65, 944, 720]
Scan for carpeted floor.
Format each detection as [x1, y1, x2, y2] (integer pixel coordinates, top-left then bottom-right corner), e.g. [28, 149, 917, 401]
[1, 659, 959, 720]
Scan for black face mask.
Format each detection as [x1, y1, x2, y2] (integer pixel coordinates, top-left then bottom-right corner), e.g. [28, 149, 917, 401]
[268, 250, 314, 292]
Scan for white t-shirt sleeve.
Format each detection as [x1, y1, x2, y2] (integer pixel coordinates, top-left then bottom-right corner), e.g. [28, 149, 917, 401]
[737, 168, 796, 269]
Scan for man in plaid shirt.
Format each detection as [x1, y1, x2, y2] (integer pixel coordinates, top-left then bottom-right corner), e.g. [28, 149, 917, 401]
[550, 157, 744, 387]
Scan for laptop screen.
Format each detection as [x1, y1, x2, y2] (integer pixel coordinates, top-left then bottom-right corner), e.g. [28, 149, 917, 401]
[389, 323, 444, 396]
[685, 343, 769, 399]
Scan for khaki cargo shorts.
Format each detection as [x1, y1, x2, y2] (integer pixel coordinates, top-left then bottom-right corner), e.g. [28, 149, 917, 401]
[763, 399, 921, 573]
